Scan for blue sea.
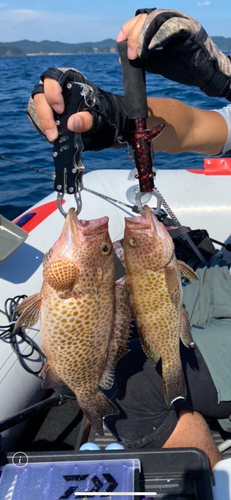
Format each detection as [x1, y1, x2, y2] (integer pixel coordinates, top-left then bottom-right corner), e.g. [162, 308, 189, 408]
[0, 54, 228, 221]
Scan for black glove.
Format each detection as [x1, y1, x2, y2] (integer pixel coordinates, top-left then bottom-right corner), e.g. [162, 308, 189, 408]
[27, 67, 131, 150]
[136, 8, 231, 100]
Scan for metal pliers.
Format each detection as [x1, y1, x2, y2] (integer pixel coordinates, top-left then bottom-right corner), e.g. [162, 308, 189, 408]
[52, 81, 95, 217]
[117, 41, 164, 214]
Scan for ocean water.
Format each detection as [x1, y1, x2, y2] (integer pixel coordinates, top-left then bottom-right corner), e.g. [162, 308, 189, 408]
[0, 53, 228, 221]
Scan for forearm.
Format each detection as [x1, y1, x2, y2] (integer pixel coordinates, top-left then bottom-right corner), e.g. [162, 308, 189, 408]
[147, 97, 228, 156]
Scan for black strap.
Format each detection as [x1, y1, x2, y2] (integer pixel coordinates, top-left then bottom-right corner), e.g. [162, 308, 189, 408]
[135, 8, 156, 15]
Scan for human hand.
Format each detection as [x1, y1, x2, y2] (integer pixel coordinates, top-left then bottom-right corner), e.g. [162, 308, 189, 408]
[27, 68, 131, 150]
[32, 77, 93, 142]
[117, 8, 231, 100]
[117, 13, 147, 60]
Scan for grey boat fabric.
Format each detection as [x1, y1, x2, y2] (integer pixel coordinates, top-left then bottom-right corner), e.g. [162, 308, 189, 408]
[183, 252, 231, 431]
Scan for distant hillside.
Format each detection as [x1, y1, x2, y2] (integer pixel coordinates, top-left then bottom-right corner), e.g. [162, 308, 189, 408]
[212, 36, 231, 51]
[0, 39, 117, 56]
[0, 36, 231, 56]
[0, 45, 25, 56]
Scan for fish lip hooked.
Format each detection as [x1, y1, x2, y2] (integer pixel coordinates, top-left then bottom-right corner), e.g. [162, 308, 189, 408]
[125, 205, 153, 231]
[77, 216, 109, 236]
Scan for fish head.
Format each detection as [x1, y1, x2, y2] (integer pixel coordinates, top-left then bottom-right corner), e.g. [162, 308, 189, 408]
[124, 205, 174, 272]
[75, 214, 114, 276]
[43, 208, 114, 293]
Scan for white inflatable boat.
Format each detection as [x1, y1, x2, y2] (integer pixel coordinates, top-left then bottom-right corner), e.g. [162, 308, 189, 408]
[1, 163, 231, 449]
[1, 161, 231, 499]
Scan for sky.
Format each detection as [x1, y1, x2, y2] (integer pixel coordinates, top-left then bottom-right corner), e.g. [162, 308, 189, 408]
[0, 1, 231, 43]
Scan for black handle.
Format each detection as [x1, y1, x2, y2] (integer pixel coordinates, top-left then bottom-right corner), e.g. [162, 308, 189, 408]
[117, 41, 147, 119]
[53, 82, 83, 194]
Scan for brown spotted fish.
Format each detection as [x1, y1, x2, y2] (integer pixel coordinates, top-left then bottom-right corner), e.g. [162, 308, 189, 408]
[15, 208, 130, 435]
[123, 205, 198, 407]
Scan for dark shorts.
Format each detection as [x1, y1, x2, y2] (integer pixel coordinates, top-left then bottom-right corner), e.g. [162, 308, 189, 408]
[104, 336, 231, 448]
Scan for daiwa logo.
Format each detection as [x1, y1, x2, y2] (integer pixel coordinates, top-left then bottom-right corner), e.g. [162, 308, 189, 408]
[59, 473, 118, 499]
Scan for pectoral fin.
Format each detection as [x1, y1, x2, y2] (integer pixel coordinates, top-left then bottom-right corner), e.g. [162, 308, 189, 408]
[177, 260, 199, 281]
[14, 293, 41, 330]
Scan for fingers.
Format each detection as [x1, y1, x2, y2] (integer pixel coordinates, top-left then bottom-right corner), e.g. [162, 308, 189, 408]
[116, 14, 147, 59]
[33, 92, 59, 142]
[43, 78, 65, 114]
[33, 78, 64, 141]
[33, 78, 93, 141]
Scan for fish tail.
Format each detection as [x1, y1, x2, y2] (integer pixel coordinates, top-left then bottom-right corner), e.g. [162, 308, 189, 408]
[77, 391, 119, 436]
[162, 361, 187, 408]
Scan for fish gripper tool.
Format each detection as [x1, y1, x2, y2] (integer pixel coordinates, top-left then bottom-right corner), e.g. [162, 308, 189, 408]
[53, 80, 94, 217]
[117, 41, 164, 214]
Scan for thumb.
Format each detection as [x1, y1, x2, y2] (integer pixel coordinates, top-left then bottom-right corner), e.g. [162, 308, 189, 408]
[68, 111, 93, 133]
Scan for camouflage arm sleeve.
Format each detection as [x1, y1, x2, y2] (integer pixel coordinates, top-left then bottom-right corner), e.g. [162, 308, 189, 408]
[135, 8, 231, 100]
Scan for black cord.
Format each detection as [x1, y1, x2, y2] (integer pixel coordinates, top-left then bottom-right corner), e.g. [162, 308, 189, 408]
[0, 295, 46, 376]
[210, 238, 231, 252]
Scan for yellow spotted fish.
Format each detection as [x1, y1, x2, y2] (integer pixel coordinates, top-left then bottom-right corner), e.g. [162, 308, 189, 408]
[15, 208, 130, 435]
[123, 205, 198, 407]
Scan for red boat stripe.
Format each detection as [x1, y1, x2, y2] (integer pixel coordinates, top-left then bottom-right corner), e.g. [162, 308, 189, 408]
[187, 158, 231, 175]
[14, 200, 66, 233]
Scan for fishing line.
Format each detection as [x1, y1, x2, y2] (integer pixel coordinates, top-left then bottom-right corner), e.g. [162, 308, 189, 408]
[0, 155, 212, 264]
[0, 155, 55, 179]
[83, 186, 140, 213]
[0, 155, 139, 212]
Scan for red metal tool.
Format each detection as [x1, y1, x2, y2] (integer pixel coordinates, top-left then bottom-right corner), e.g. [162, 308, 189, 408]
[117, 41, 164, 212]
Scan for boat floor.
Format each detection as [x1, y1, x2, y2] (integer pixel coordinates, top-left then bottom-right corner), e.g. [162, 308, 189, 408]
[11, 390, 231, 461]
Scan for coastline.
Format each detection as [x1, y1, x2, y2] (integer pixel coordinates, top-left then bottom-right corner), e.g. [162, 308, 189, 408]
[0, 51, 118, 57]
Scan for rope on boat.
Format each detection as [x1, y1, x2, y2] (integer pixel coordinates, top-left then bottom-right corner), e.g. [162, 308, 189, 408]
[0, 295, 46, 376]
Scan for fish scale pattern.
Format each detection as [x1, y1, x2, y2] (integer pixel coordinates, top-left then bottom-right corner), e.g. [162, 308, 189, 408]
[124, 205, 198, 407]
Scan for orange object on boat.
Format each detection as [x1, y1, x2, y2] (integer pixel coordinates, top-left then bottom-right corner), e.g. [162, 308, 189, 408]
[188, 158, 231, 175]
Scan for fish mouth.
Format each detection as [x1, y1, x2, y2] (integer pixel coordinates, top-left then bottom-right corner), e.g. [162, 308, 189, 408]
[52, 210, 109, 257]
[125, 205, 172, 242]
[125, 205, 153, 231]
[77, 216, 109, 235]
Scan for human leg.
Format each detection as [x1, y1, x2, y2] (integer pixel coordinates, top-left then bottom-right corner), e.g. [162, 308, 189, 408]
[104, 337, 230, 468]
[163, 409, 221, 468]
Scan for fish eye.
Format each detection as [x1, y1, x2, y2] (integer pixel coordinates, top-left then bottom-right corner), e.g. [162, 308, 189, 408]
[129, 238, 137, 247]
[101, 243, 111, 255]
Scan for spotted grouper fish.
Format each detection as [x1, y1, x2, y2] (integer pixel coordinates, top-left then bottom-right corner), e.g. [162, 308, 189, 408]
[123, 205, 198, 407]
[15, 208, 131, 435]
